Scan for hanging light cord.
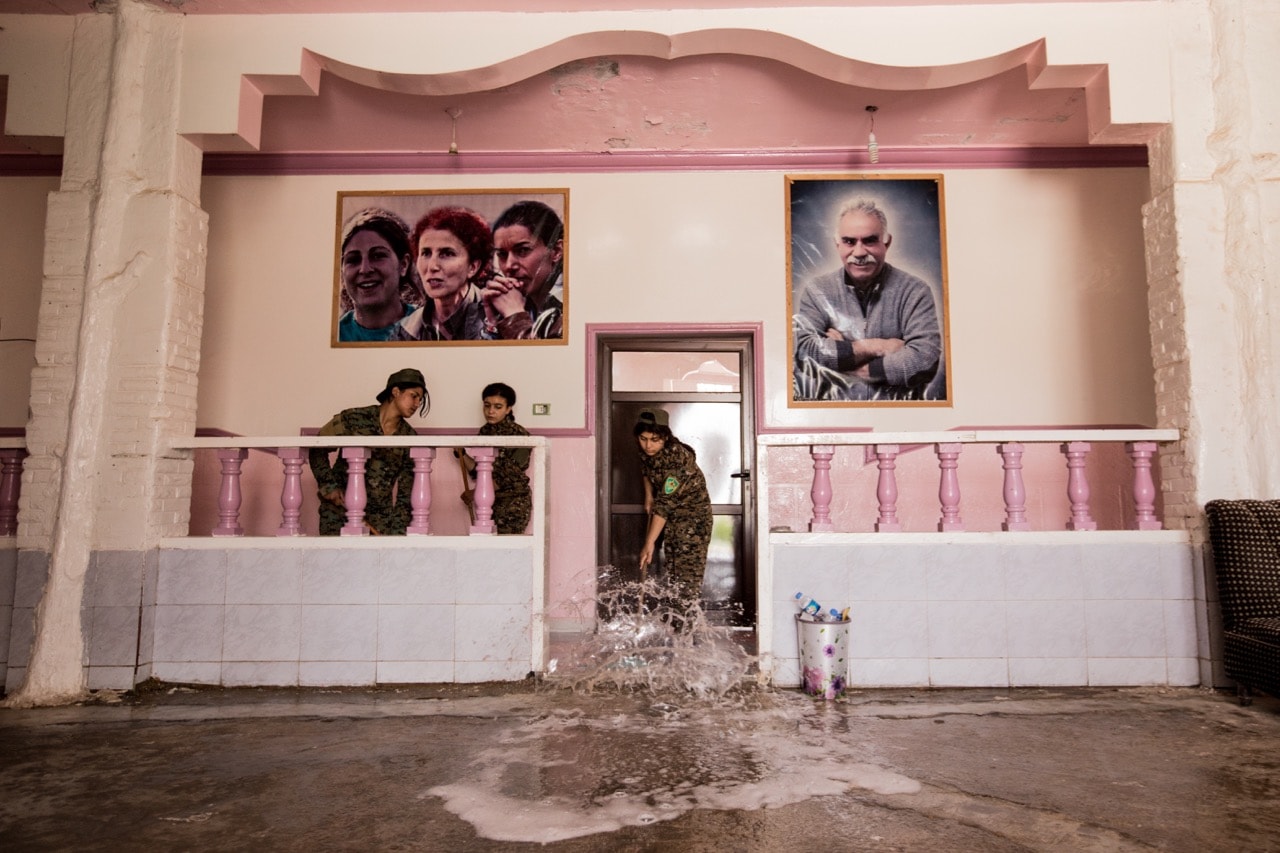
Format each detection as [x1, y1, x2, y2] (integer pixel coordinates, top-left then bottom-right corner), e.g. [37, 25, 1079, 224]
[866, 105, 879, 164]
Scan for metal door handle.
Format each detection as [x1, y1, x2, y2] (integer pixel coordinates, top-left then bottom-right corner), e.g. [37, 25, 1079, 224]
[730, 470, 751, 480]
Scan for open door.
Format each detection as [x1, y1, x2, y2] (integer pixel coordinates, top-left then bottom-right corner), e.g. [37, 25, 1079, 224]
[596, 333, 756, 627]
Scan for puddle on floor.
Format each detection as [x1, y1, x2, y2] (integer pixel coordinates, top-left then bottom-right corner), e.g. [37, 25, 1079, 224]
[426, 571, 920, 844]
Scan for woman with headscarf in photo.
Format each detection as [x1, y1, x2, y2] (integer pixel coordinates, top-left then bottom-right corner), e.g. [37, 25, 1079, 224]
[394, 206, 492, 342]
[336, 208, 423, 342]
[308, 368, 430, 536]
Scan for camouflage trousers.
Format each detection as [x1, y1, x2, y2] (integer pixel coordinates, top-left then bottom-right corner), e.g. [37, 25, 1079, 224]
[659, 515, 713, 603]
[492, 490, 531, 535]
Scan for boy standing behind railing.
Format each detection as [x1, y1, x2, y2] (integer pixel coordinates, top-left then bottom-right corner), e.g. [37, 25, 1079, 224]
[457, 382, 532, 534]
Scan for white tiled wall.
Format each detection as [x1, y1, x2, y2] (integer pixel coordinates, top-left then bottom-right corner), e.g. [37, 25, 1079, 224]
[148, 543, 537, 687]
[769, 535, 1200, 689]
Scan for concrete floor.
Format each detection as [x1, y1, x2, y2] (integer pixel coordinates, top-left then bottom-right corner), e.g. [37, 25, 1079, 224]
[2, 678, 1279, 852]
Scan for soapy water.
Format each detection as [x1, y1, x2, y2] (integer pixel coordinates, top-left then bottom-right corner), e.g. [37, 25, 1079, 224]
[540, 567, 756, 699]
[425, 691, 922, 844]
[422, 568, 924, 844]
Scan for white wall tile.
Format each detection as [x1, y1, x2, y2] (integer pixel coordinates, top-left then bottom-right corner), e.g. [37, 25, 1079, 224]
[928, 601, 1007, 658]
[456, 659, 531, 682]
[1088, 657, 1167, 686]
[1167, 657, 1199, 686]
[222, 660, 298, 686]
[87, 605, 140, 667]
[1009, 657, 1088, 686]
[1160, 544, 1196, 599]
[88, 551, 146, 606]
[86, 666, 135, 690]
[300, 660, 376, 686]
[852, 657, 929, 687]
[1004, 547, 1084, 599]
[153, 660, 220, 685]
[1006, 600, 1086, 658]
[455, 551, 533, 605]
[301, 604, 377, 661]
[378, 660, 454, 683]
[1163, 599, 1199, 658]
[157, 549, 226, 605]
[454, 603, 529, 664]
[153, 604, 223, 662]
[226, 549, 301, 604]
[1083, 550, 1164, 600]
[378, 604, 455, 661]
[302, 552, 378, 604]
[1085, 599, 1166, 657]
[850, 560, 928, 601]
[930, 657, 1009, 687]
[379, 551, 456, 604]
[848, 601, 929, 658]
[770, 657, 801, 688]
[13, 553, 48, 608]
[927, 546, 1006, 600]
[223, 604, 300, 661]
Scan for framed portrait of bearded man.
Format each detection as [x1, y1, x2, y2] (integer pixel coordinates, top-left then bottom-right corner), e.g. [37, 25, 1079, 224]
[786, 174, 951, 406]
[332, 188, 568, 346]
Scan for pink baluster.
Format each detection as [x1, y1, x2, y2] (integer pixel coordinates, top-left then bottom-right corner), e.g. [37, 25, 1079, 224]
[276, 447, 305, 537]
[213, 447, 248, 537]
[0, 448, 27, 536]
[341, 446, 371, 536]
[1126, 441, 1163, 530]
[809, 445, 835, 532]
[936, 443, 965, 532]
[998, 442, 1031, 531]
[468, 446, 497, 534]
[873, 444, 901, 532]
[0, 448, 26, 536]
[407, 447, 436, 535]
[1062, 441, 1097, 531]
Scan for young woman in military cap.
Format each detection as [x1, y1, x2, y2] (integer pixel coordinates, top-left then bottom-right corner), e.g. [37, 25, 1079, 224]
[634, 407, 713, 610]
[308, 368, 429, 535]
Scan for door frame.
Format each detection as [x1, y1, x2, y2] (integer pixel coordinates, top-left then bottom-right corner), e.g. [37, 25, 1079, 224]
[592, 324, 759, 624]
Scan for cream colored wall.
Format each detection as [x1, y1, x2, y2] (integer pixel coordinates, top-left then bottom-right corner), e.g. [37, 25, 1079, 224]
[0, 177, 55, 428]
[198, 167, 1154, 434]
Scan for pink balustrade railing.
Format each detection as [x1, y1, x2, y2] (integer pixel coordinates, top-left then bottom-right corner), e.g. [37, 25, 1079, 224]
[0, 442, 26, 537]
[758, 428, 1178, 534]
[175, 436, 543, 538]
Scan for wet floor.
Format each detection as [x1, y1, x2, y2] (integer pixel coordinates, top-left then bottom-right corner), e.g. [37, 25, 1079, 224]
[2, 679, 1279, 852]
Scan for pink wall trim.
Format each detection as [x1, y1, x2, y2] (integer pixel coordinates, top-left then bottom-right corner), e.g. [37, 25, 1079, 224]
[190, 147, 1146, 177]
[584, 322, 765, 439]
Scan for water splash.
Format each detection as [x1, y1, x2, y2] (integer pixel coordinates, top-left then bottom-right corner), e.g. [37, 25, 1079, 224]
[543, 567, 756, 699]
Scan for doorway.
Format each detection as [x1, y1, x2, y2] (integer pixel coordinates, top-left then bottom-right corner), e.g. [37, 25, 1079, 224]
[595, 331, 756, 627]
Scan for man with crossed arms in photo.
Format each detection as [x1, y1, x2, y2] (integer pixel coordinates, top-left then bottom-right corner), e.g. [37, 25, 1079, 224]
[793, 197, 942, 401]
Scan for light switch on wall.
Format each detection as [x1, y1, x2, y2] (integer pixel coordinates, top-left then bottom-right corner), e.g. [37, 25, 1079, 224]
[532, 403, 550, 415]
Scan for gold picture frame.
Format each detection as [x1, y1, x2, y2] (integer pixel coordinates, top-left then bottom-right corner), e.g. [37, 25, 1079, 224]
[787, 174, 951, 406]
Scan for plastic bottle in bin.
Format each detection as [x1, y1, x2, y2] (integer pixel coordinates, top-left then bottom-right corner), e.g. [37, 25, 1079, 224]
[794, 592, 823, 620]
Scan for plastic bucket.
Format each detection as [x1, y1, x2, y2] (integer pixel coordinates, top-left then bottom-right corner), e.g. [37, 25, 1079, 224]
[796, 613, 851, 699]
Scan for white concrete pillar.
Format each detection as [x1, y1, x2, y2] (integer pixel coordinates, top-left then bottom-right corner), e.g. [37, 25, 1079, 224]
[8, 0, 207, 706]
[1146, 0, 1280, 534]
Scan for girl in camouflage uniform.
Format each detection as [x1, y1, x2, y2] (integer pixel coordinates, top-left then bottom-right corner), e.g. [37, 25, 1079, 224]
[635, 408, 713, 606]
[459, 382, 532, 534]
[308, 368, 429, 536]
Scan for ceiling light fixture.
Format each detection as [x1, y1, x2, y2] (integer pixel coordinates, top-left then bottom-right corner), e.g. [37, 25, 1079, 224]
[445, 107, 462, 155]
[865, 105, 879, 164]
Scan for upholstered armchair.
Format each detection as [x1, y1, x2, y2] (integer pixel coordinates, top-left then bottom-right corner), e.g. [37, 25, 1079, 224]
[1205, 499, 1280, 705]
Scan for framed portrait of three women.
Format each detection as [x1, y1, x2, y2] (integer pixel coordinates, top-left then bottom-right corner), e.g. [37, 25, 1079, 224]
[332, 189, 568, 347]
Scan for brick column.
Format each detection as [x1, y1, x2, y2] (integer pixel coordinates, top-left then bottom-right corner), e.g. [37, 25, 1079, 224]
[1144, 0, 1280, 535]
[9, 0, 206, 706]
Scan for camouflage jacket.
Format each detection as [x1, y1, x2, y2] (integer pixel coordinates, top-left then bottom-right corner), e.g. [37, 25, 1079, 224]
[640, 439, 711, 526]
[479, 415, 531, 497]
[308, 404, 415, 512]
